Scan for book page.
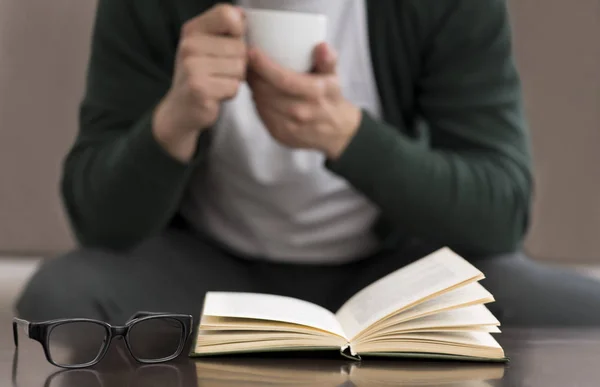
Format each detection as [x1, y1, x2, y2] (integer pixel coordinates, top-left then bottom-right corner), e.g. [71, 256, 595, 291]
[351, 282, 495, 341]
[354, 331, 503, 354]
[378, 305, 499, 334]
[389, 331, 502, 348]
[201, 316, 338, 336]
[201, 292, 347, 338]
[352, 331, 505, 360]
[336, 248, 483, 340]
[390, 282, 494, 324]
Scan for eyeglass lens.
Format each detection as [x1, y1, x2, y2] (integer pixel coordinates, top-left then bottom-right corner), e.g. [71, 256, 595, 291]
[48, 322, 108, 367]
[128, 317, 184, 361]
[46, 317, 185, 367]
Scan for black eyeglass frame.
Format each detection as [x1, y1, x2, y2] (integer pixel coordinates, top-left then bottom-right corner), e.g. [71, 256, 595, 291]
[13, 312, 193, 369]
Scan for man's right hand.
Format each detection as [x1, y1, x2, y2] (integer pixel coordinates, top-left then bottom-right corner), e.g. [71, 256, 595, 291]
[153, 4, 247, 162]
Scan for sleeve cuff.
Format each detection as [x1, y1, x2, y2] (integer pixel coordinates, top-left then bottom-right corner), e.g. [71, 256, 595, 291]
[123, 109, 206, 184]
[326, 110, 404, 186]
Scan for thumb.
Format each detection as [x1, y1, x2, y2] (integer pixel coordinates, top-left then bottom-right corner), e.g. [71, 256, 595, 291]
[312, 43, 337, 74]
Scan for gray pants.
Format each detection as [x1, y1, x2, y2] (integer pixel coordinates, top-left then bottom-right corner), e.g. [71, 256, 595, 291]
[14, 228, 600, 326]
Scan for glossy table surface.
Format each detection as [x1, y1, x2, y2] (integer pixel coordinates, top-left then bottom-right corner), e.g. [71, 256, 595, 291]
[3, 307, 600, 387]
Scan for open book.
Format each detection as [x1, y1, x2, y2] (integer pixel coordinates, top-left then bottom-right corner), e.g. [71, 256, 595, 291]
[190, 248, 507, 362]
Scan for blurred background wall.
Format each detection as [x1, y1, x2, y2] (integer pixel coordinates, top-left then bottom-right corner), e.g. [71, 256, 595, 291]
[0, 0, 598, 262]
[509, 0, 600, 263]
[0, 0, 97, 255]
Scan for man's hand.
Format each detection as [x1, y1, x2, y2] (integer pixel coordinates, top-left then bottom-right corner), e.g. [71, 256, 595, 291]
[247, 43, 362, 160]
[153, 4, 247, 162]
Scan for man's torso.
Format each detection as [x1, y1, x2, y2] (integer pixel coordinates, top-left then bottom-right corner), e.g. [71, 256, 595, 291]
[181, 0, 384, 263]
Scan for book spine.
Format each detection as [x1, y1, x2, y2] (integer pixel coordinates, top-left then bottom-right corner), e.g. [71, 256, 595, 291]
[340, 344, 361, 361]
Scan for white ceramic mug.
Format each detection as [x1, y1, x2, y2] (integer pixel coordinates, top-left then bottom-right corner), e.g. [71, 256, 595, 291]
[245, 8, 328, 73]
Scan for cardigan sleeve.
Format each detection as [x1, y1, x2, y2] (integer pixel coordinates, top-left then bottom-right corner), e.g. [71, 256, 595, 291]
[327, 0, 534, 256]
[61, 0, 207, 250]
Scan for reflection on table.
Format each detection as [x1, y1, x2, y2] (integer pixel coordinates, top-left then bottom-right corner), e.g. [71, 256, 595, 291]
[11, 344, 188, 387]
[11, 330, 506, 387]
[195, 358, 506, 387]
[40, 364, 183, 387]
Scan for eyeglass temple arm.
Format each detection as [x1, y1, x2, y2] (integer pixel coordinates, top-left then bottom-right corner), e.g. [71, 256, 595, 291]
[126, 311, 169, 322]
[12, 318, 30, 348]
[126, 312, 193, 333]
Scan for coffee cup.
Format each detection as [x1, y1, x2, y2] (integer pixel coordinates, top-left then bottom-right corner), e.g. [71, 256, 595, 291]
[244, 8, 328, 73]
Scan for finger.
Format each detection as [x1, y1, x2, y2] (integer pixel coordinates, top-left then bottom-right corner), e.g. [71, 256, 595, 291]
[179, 35, 247, 59]
[247, 74, 288, 115]
[184, 57, 246, 79]
[209, 77, 241, 100]
[187, 4, 246, 37]
[207, 57, 247, 79]
[248, 48, 325, 99]
[192, 76, 241, 101]
[312, 43, 337, 75]
[250, 80, 316, 124]
[254, 101, 299, 143]
[203, 36, 247, 58]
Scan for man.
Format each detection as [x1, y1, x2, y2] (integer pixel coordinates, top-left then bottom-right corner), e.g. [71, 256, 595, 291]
[15, 0, 600, 326]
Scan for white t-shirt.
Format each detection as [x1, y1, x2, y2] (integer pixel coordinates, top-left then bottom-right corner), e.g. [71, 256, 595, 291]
[181, 0, 383, 264]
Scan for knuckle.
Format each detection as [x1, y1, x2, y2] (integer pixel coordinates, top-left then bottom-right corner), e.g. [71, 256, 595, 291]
[200, 99, 217, 114]
[178, 40, 195, 59]
[284, 120, 299, 133]
[181, 58, 196, 75]
[226, 81, 241, 98]
[312, 80, 327, 100]
[315, 94, 328, 107]
[325, 77, 340, 96]
[279, 75, 295, 92]
[214, 3, 234, 14]
[181, 20, 195, 38]
[189, 77, 208, 98]
[215, 4, 238, 24]
[290, 105, 312, 123]
[226, 40, 247, 58]
[327, 76, 340, 89]
[206, 100, 219, 115]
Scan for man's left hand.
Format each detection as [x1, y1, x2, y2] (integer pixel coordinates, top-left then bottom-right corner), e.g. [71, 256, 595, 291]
[247, 43, 362, 160]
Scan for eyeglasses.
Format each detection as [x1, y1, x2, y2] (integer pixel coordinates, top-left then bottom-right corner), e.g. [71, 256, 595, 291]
[13, 312, 193, 369]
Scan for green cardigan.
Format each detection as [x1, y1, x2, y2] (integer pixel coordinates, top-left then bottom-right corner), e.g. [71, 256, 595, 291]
[63, 0, 533, 256]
